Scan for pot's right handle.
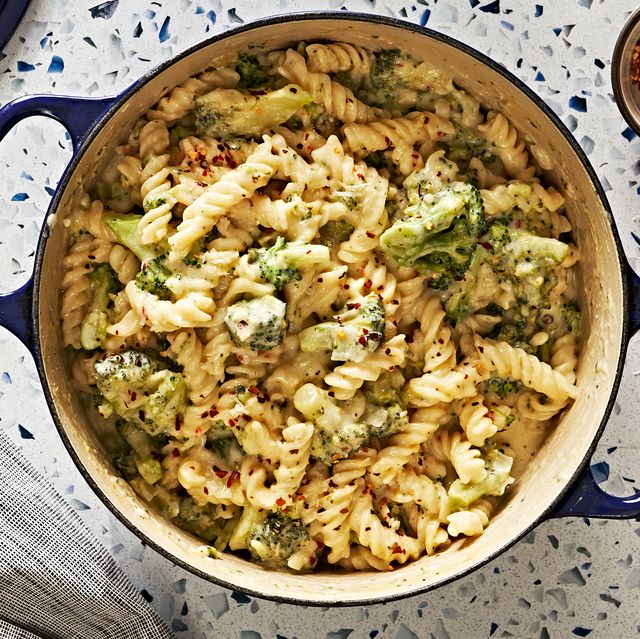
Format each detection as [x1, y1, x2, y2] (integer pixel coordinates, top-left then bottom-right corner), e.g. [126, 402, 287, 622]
[552, 259, 640, 518]
[0, 93, 119, 351]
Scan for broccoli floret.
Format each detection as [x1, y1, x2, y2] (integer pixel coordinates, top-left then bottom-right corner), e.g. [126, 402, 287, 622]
[310, 424, 370, 464]
[135, 254, 172, 299]
[80, 264, 118, 350]
[143, 196, 166, 213]
[113, 452, 139, 480]
[207, 434, 246, 468]
[483, 377, 522, 400]
[362, 372, 408, 439]
[285, 114, 304, 130]
[94, 351, 187, 437]
[294, 383, 369, 463]
[444, 245, 490, 324]
[381, 403, 408, 437]
[169, 124, 195, 146]
[369, 49, 434, 92]
[485, 302, 504, 316]
[248, 512, 315, 570]
[318, 219, 355, 248]
[365, 150, 393, 170]
[501, 231, 568, 280]
[194, 84, 312, 139]
[115, 419, 167, 484]
[366, 402, 409, 439]
[104, 213, 161, 264]
[104, 213, 173, 298]
[562, 303, 581, 336]
[173, 496, 223, 542]
[448, 448, 514, 510]
[235, 54, 269, 88]
[493, 323, 534, 354]
[299, 292, 384, 363]
[247, 236, 331, 289]
[448, 127, 495, 168]
[363, 369, 405, 407]
[224, 295, 287, 351]
[367, 48, 453, 97]
[380, 181, 485, 287]
[486, 220, 512, 248]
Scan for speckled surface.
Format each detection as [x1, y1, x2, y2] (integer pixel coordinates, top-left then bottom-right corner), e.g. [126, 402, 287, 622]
[1, 1, 640, 637]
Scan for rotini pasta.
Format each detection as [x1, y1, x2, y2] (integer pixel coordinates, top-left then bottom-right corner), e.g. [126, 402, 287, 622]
[62, 40, 582, 574]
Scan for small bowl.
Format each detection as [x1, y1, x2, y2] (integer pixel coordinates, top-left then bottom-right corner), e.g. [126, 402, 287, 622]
[612, 8, 640, 136]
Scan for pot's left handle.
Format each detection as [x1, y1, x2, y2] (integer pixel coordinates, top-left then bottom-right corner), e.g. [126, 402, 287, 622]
[0, 94, 119, 351]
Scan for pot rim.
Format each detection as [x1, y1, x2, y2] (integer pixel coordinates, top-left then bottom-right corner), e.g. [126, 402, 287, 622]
[31, 11, 629, 606]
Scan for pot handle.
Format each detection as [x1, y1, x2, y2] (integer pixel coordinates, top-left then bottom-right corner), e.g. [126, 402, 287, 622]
[0, 93, 119, 351]
[552, 258, 640, 518]
[0, 94, 118, 152]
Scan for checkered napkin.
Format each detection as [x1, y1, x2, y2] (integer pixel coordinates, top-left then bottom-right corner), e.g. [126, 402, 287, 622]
[0, 430, 174, 639]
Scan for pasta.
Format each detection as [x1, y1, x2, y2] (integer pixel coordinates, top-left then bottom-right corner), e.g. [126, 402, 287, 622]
[62, 41, 581, 573]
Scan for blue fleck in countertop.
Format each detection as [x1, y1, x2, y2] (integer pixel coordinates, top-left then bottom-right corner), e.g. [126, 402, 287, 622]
[2, 1, 640, 637]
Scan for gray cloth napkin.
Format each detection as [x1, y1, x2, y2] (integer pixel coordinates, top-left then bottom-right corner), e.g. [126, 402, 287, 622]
[0, 430, 175, 639]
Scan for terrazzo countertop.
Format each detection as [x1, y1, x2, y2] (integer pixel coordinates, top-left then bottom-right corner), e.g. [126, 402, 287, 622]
[1, 1, 640, 637]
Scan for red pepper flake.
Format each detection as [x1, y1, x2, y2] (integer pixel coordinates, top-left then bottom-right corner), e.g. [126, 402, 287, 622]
[209, 407, 219, 417]
[138, 410, 146, 422]
[275, 497, 286, 507]
[214, 467, 228, 479]
[309, 556, 317, 566]
[203, 486, 209, 495]
[171, 448, 180, 457]
[227, 470, 240, 487]
[392, 543, 403, 554]
[480, 242, 493, 250]
[486, 411, 495, 419]
[340, 508, 349, 514]
[365, 231, 375, 239]
[248, 385, 260, 396]
[358, 335, 368, 346]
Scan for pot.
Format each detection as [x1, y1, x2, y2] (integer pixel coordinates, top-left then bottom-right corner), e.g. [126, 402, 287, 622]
[1, 13, 639, 606]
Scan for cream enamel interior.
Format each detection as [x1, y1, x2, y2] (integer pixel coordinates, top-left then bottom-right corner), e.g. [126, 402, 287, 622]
[38, 17, 624, 603]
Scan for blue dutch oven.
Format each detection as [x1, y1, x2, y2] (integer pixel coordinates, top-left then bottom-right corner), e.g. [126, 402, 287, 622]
[0, 13, 639, 605]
